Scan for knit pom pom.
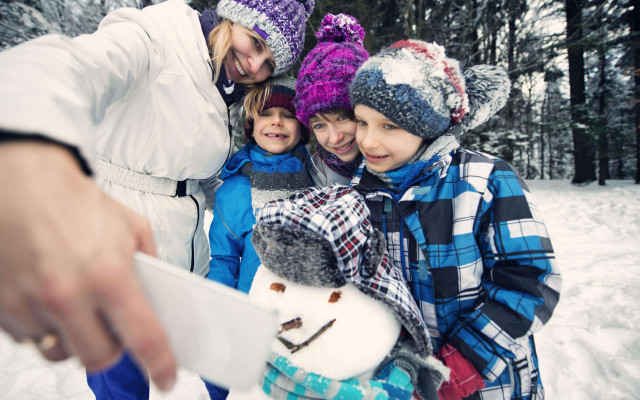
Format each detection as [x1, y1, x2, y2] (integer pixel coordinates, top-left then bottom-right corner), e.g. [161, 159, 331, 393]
[458, 64, 511, 132]
[316, 13, 365, 45]
[296, 0, 315, 18]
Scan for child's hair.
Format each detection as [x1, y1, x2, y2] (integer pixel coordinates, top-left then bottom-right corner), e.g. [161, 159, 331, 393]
[243, 81, 272, 122]
[243, 76, 309, 145]
[309, 108, 356, 129]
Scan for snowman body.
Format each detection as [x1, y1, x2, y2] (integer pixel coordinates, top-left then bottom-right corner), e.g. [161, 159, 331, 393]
[228, 264, 402, 399]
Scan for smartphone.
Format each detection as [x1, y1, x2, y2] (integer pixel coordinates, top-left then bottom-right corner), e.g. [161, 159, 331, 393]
[132, 252, 277, 389]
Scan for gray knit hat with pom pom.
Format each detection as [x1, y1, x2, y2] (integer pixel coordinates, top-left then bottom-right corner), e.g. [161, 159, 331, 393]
[349, 40, 510, 140]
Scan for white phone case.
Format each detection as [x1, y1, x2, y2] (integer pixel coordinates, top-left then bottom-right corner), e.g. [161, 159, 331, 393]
[132, 252, 277, 389]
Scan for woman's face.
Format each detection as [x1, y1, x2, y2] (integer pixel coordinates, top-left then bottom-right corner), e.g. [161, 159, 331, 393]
[224, 24, 275, 84]
[309, 112, 360, 162]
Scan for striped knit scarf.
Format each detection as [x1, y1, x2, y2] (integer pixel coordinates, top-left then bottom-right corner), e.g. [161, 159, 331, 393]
[258, 352, 415, 400]
[240, 143, 312, 213]
[368, 134, 460, 193]
[316, 144, 363, 179]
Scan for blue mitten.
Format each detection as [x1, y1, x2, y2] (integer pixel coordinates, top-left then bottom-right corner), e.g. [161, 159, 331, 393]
[375, 340, 450, 400]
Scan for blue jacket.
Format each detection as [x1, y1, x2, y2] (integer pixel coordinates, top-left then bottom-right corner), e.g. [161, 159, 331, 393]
[208, 143, 310, 293]
[352, 148, 561, 400]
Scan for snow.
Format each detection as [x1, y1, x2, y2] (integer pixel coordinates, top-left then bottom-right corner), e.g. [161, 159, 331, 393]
[1, 179, 639, 399]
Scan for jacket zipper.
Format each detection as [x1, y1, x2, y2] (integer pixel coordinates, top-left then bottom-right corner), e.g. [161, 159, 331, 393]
[189, 195, 200, 273]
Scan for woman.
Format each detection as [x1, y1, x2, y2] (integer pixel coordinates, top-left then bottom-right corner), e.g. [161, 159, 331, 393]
[0, 0, 314, 398]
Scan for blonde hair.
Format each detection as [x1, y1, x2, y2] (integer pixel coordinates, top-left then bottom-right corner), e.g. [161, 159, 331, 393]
[244, 81, 272, 121]
[207, 19, 272, 121]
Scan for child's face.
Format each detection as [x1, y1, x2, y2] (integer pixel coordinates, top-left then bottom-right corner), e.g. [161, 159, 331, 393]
[354, 105, 423, 173]
[253, 107, 301, 154]
[309, 112, 359, 162]
[224, 24, 275, 84]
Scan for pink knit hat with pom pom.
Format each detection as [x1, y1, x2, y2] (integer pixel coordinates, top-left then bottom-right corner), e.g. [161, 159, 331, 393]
[294, 13, 369, 128]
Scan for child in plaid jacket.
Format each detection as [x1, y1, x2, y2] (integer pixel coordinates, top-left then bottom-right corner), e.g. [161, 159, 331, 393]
[348, 40, 562, 400]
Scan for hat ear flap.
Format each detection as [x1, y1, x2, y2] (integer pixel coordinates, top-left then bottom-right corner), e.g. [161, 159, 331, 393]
[458, 64, 511, 132]
[361, 228, 386, 278]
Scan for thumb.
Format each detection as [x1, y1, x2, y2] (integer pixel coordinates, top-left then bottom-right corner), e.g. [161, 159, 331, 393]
[130, 211, 156, 257]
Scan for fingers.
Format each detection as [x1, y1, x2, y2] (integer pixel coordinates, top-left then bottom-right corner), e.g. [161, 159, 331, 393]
[39, 273, 122, 371]
[130, 210, 157, 258]
[0, 307, 70, 362]
[96, 262, 177, 390]
[0, 143, 176, 390]
[91, 199, 176, 390]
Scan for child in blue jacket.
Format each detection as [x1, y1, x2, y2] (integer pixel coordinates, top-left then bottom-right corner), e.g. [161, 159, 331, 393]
[208, 75, 312, 293]
[348, 40, 562, 400]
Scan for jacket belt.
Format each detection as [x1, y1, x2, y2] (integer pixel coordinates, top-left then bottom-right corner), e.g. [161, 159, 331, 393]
[95, 158, 198, 197]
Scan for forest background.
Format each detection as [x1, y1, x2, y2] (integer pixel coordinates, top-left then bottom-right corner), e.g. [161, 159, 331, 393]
[0, 0, 638, 186]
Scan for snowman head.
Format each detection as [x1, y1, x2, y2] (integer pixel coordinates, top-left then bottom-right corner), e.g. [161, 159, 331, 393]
[251, 185, 434, 380]
[249, 263, 401, 379]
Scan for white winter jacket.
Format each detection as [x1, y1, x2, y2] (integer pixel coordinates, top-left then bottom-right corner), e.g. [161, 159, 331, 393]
[0, 0, 235, 275]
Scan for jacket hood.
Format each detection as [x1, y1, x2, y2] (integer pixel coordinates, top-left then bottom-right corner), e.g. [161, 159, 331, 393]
[221, 143, 253, 179]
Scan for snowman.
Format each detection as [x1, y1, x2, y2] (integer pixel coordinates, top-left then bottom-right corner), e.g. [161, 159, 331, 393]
[227, 186, 448, 400]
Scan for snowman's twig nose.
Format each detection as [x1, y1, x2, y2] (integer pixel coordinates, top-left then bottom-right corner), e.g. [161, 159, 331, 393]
[278, 317, 302, 334]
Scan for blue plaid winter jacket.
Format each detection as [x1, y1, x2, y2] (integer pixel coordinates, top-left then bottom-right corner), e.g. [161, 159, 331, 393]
[352, 148, 561, 400]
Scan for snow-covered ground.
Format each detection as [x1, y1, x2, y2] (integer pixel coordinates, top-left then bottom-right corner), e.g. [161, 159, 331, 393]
[1, 180, 639, 399]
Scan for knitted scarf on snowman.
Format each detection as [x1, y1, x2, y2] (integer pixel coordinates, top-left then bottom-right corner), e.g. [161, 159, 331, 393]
[261, 352, 415, 400]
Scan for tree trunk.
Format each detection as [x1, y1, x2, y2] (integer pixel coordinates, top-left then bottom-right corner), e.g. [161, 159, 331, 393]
[633, 0, 640, 183]
[547, 88, 555, 180]
[565, 0, 595, 184]
[540, 93, 546, 179]
[503, 1, 518, 165]
[598, 47, 609, 185]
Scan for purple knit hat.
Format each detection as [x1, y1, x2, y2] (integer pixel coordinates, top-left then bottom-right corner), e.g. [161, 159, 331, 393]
[217, 0, 315, 76]
[294, 13, 369, 128]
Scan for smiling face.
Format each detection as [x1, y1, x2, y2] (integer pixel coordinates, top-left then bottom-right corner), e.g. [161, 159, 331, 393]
[249, 265, 401, 380]
[253, 107, 301, 154]
[354, 105, 424, 173]
[224, 24, 276, 84]
[309, 111, 360, 162]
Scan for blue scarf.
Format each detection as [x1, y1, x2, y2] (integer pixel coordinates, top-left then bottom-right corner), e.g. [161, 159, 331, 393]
[368, 135, 460, 193]
[231, 143, 312, 213]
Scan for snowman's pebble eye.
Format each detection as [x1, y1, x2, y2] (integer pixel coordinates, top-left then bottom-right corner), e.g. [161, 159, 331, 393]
[270, 282, 286, 292]
[329, 291, 342, 303]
